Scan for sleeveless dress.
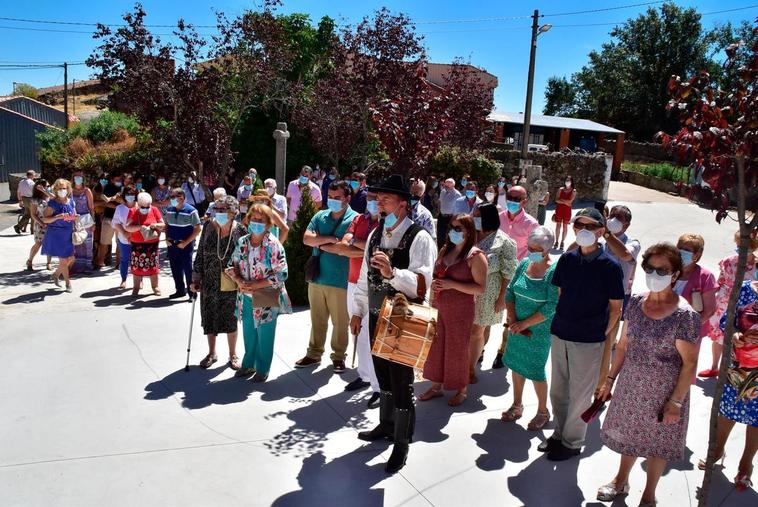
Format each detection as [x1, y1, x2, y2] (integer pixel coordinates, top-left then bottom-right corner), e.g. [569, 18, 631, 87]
[554, 187, 573, 223]
[42, 198, 75, 258]
[424, 246, 482, 391]
[71, 190, 93, 272]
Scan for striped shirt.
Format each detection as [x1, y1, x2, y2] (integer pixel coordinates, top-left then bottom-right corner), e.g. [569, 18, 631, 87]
[164, 204, 201, 242]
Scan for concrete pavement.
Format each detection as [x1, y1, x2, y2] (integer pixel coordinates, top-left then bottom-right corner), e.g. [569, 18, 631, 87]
[0, 182, 753, 506]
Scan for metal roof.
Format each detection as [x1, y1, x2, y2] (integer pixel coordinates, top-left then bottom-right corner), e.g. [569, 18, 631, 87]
[487, 111, 624, 134]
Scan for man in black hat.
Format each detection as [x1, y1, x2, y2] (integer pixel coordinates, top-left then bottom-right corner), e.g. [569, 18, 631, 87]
[351, 174, 437, 474]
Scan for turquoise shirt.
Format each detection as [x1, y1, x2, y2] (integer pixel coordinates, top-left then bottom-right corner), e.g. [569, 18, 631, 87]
[307, 207, 358, 289]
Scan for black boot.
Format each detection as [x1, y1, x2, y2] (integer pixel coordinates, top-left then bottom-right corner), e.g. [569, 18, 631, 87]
[385, 407, 411, 474]
[358, 391, 394, 441]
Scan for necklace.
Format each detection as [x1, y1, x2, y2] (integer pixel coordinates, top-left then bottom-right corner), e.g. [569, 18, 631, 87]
[216, 225, 234, 261]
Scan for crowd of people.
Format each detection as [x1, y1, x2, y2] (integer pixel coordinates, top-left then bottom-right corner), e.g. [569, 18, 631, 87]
[12, 166, 757, 500]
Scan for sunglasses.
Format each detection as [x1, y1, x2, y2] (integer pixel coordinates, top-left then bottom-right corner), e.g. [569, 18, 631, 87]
[574, 221, 602, 231]
[139, 206, 150, 211]
[642, 264, 673, 277]
[450, 225, 464, 233]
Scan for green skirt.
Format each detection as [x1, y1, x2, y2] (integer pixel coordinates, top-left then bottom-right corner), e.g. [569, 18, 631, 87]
[503, 327, 551, 381]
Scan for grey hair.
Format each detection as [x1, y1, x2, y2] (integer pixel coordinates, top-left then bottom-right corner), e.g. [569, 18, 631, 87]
[412, 179, 426, 194]
[527, 226, 555, 252]
[212, 187, 227, 199]
[216, 195, 239, 214]
[137, 192, 152, 207]
[264, 178, 277, 188]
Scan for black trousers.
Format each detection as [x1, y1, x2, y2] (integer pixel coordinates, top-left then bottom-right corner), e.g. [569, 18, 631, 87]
[369, 313, 415, 409]
[436, 214, 451, 250]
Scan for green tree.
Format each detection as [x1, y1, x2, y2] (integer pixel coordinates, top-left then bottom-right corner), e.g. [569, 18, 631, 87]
[542, 76, 577, 117]
[284, 190, 318, 306]
[12, 83, 38, 100]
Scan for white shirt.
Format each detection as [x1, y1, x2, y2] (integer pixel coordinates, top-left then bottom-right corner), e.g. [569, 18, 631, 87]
[272, 193, 287, 217]
[353, 217, 437, 319]
[18, 178, 35, 198]
[181, 182, 206, 206]
[439, 187, 461, 215]
[112, 204, 132, 244]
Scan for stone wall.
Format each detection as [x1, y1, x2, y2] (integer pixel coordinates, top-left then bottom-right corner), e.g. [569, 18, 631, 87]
[603, 139, 672, 163]
[490, 149, 610, 202]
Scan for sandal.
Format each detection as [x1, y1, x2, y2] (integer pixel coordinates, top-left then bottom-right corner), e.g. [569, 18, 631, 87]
[501, 404, 524, 422]
[527, 410, 551, 431]
[418, 387, 443, 401]
[132, 287, 140, 296]
[153, 287, 161, 296]
[199, 354, 218, 369]
[735, 465, 754, 492]
[697, 452, 726, 470]
[26, 260, 33, 271]
[228, 355, 241, 370]
[448, 391, 467, 407]
[597, 480, 630, 502]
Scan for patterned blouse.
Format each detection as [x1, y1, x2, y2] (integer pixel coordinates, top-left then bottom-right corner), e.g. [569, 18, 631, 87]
[231, 230, 292, 325]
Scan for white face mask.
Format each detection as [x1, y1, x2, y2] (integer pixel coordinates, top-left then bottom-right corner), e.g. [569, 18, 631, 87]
[606, 217, 623, 235]
[646, 272, 673, 293]
[57, 189, 68, 198]
[484, 192, 495, 202]
[575, 229, 597, 247]
[266, 187, 275, 196]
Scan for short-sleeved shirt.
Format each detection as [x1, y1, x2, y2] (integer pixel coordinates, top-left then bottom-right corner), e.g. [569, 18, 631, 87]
[439, 187, 462, 215]
[271, 193, 287, 217]
[551, 247, 625, 343]
[111, 204, 132, 244]
[675, 263, 718, 336]
[127, 206, 162, 243]
[307, 208, 358, 288]
[453, 195, 482, 215]
[164, 204, 201, 242]
[18, 178, 35, 198]
[411, 202, 436, 239]
[287, 180, 322, 221]
[346, 213, 379, 284]
[601, 233, 641, 295]
[498, 209, 539, 260]
[350, 187, 368, 214]
[102, 183, 121, 219]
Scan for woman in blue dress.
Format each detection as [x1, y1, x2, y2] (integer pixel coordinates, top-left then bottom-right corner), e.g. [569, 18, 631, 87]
[42, 178, 77, 292]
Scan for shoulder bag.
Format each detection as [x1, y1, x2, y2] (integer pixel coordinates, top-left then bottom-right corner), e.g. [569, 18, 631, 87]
[305, 212, 348, 283]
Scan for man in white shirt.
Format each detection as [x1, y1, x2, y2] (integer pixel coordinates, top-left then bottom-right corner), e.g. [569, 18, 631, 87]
[264, 178, 288, 220]
[453, 180, 483, 215]
[14, 170, 36, 234]
[437, 178, 461, 249]
[351, 174, 437, 474]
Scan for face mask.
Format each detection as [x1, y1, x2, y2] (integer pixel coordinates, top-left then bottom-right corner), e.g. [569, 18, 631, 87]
[565, 180, 572, 188]
[139, 207, 149, 215]
[263, 187, 273, 196]
[366, 200, 379, 216]
[57, 189, 68, 198]
[215, 213, 229, 226]
[299, 176, 309, 185]
[74, 176, 83, 186]
[244, 184, 252, 191]
[465, 190, 476, 199]
[646, 272, 673, 293]
[474, 217, 482, 231]
[384, 212, 399, 229]
[607, 217, 623, 235]
[248, 221, 266, 236]
[575, 229, 597, 247]
[506, 200, 521, 214]
[99, 179, 108, 187]
[432, 181, 438, 189]
[157, 178, 165, 186]
[46, 187, 52, 193]
[250, 173, 257, 180]
[125, 195, 136, 204]
[188, 178, 194, 184]
[327, 198, 344, 213]
[170, 198, 178, 207]
[114, 181, 123, 188]
[410, 198, 419, 206]
[136, 183, 143, 191]
[461, 179, 468, 187]
[448, 229, 465, 245]
[485, 192, 495, 202]
[350, 181, 359, 190]
[528, 251, 544, 263]
[497, 181, 505, 188]
[679, 249, 694, 266]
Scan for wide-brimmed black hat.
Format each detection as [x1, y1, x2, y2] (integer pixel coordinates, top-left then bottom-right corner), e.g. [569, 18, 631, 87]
[368, 174, 411, 199]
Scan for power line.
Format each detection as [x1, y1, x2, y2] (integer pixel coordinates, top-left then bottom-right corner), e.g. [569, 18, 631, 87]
[0, 15, 216, 28]
[543, 1, 664, 18]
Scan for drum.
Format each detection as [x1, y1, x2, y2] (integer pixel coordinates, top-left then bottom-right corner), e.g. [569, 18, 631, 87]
[372, 295, 437, 369]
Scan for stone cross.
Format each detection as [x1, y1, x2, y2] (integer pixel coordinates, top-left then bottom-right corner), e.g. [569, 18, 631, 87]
[523, 164, 548, 219]
[273, 122, 290, 192]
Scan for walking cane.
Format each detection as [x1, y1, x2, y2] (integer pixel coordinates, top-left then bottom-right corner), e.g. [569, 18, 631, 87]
[351, 331, 358, 369]
[184, 296, 197, 372]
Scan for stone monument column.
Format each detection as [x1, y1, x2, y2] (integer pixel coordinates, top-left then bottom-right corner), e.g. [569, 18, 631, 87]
[524, 164, 548, 219]
[273, 122, 290, 192]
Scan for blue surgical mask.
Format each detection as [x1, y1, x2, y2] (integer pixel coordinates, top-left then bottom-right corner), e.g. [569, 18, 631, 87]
[465, 190, 476, 199]
[244, 184, 252, 191]
[366, 200, 379, 216]
[448, 229, 465, 245]
[139, 207, 149, 215]
[350, 181, 359, 190]
[114, 181, 123, 188]
[461, 179, 468, 187]
[248, 221, 266, 236]
[299, 176, 309, 185]
[384, 212, 399, 229]
[215, 213, 229, 226]
[170, 198, 179, 207]
[474, 217, 482, 231]
[74, 176, 83, 186]
[327, 198, 344, 213]
[432, 181, 438, 189]
[125, 195, 136, 204]
[99, 179, 108, 187]
[136, 183, 143, 191]
[679, 249, 694, 266]
[497, 181, 505, 188]
[528, 251, 544, 263]
[410, 198, 419, 207]
[506, 200, 521, 214]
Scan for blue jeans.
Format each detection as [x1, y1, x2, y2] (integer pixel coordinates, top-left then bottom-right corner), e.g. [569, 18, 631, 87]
[167, 242, 194, 294]
[118, 240, 132, 282]
[241, 296, 279, 376]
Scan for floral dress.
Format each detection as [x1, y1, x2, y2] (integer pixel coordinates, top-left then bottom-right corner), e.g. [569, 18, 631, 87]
[32, 198, 48, 243]
[231, 231, 292, 326]
[719, 281, 758, 426]
[707, 254, 757, 344]
[474, 230, 517, 326]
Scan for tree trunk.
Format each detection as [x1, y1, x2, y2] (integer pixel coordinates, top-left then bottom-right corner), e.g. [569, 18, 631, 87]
[698, 154, 749, 505]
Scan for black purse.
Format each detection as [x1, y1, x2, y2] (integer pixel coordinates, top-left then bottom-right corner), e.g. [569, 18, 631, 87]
[305, 213, 348, 283]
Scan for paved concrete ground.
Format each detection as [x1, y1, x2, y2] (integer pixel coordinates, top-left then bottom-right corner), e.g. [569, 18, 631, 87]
[0, 182, 754, 506]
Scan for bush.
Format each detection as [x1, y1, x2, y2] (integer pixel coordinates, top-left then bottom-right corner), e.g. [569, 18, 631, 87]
[12, 83, 38, 100]
[427, 145, 503, 185]
[284, 190, 318, 306]
[624, 162, 689, 183]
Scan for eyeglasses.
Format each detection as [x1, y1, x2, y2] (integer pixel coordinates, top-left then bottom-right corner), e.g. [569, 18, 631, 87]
[506, 195, 524, 202]
[642, 264, 673, 277]
[574, 221, 601, 231]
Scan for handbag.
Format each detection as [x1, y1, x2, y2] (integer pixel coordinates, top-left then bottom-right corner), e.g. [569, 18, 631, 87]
[304, 212, 349, 283]
[72, 228, 87, 245]
[220, 271, 238, 292]
[252, 286, 281, 308]
[736, 304, 758, 332]
[77, 213, 95, 230]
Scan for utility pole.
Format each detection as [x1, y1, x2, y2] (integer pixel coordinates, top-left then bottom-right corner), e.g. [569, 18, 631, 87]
[63, 62, 69, 126]
[72, 79, 76, 116]
[521, 10, 539, 159]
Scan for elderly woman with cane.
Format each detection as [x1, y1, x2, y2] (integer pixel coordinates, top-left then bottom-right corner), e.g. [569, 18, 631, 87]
[191, 196, 247, 370]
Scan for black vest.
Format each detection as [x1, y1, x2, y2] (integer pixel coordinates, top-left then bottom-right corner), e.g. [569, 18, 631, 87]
[367, 222, 424, 316]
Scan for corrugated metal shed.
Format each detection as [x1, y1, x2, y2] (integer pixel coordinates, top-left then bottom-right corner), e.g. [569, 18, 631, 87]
[487, 111, 624, 134]
[0, 96, 67, 128]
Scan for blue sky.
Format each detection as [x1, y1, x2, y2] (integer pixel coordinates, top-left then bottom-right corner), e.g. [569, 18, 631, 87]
[1, 1, 756, 113]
